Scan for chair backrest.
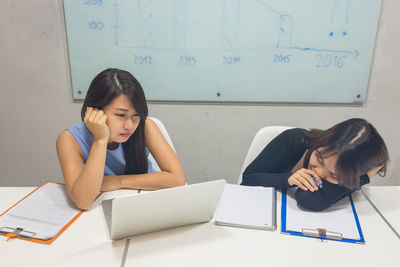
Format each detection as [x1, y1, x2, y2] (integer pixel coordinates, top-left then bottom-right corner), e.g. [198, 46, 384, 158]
[237, 126, 293, 184]
[147, 117, 175, 172]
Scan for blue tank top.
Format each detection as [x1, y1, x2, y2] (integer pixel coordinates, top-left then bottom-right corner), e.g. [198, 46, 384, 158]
[67, 122, 156, 175]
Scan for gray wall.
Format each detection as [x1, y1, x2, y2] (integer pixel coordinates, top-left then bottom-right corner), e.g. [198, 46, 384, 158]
[0, 0, 399, 186]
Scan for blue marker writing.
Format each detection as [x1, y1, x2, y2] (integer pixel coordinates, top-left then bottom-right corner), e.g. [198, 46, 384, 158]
[312, 177, 323, 188]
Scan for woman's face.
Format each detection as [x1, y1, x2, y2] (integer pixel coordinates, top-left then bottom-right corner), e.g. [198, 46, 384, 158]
[308, 148, 339, 184]
[103, 94, 140, 144]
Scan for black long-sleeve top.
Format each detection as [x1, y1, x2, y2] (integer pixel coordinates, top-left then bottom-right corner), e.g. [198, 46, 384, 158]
[241, 128, 370, 211]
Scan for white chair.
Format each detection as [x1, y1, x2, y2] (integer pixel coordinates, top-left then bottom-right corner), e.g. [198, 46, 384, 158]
[147, 117, 175, 171]
[237, 126, 293, 184]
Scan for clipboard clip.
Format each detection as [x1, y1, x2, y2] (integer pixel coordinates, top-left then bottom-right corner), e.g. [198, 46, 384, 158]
[0, 227, 36, 241]
[302, 228, 343, 240]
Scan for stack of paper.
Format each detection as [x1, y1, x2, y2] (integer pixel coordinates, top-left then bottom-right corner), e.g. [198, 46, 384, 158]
[214, 183, 276, 230]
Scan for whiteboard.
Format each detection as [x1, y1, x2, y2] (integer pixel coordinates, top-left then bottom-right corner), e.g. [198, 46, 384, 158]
[63, 0, 382, 103]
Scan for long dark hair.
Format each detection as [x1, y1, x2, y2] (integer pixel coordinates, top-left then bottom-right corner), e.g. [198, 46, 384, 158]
[81, 68, 149, 174]
[304, 118, 389, 190]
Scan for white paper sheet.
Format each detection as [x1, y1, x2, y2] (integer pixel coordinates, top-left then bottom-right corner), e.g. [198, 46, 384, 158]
[0, 183, 80, 240]
[285, 189, 360, 240]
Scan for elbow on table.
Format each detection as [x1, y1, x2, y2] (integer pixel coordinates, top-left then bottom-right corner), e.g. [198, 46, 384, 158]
[241, 171, 257, 186]
[163, 171, 186, 188]
[70, 199, 91, 211]
[69, 192, 95, 211]
[174, 173, 186, 187]
[72, 197, 94, 211]
[241, 177, 249, 186]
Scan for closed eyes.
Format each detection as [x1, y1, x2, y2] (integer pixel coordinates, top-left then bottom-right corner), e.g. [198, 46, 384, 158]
[316, 150, 339, 180]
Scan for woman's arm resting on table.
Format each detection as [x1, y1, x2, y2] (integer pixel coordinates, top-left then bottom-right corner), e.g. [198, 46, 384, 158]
[101, 118, 186, 191]
[294, 165, 382, 211]
[294, 181, 353, 211]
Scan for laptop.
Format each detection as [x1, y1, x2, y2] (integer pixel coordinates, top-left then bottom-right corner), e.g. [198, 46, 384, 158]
[101, 179, 226, 240]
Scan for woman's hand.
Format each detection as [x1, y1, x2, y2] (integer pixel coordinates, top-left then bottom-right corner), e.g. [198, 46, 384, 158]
[84, 107, 110, 143]
[288, 168, 322, 191]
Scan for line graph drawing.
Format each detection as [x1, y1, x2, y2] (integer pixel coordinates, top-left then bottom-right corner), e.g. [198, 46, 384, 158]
[112, 0, 357, 56]
[63, 0, 382, 103]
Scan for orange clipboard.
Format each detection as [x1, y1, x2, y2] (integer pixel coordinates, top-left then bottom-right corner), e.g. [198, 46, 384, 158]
[0, 181, 102, 244]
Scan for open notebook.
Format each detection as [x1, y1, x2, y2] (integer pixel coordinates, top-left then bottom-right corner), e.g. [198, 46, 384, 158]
[214, 184, 276, 230]
[0, 182, 87, 244]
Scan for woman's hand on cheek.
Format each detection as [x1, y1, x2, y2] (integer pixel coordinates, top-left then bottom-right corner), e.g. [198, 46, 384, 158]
[288, 168, 321, 192]
[84, 107, 110, 143]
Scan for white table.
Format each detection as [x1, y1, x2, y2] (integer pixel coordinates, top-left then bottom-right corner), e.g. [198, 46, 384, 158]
[0, 187, 137, 267]
[1, 187, 399, 267]
[362, 186, 400, 237]
[123, 189, 400, 267]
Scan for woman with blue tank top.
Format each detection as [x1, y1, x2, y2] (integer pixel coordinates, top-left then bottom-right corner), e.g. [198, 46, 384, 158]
[56, 69, 186, 210]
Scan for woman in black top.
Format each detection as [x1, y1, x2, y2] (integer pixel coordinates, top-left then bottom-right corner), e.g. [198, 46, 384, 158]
[241, 118, 389, 211]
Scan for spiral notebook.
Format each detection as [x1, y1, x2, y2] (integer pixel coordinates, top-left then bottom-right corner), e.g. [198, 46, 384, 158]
[214, 184, 276, 230]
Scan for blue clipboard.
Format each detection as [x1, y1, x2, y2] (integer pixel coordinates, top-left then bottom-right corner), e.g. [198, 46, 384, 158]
[281, 189, 365, 244]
